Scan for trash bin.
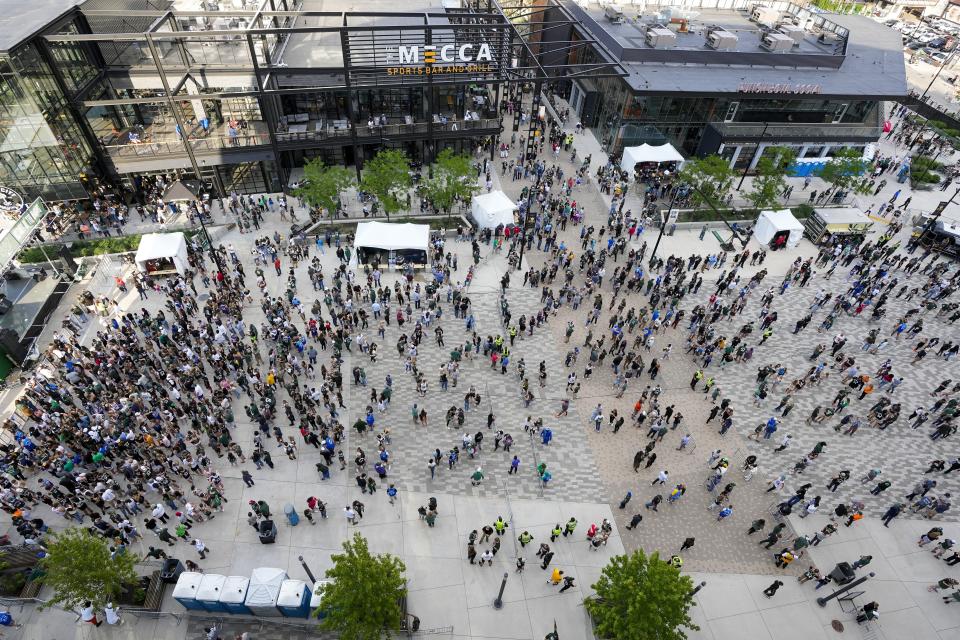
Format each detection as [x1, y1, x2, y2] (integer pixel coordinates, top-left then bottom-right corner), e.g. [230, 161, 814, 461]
[160, 558, 185, 584]
[258, 519, 278, 544]
[829, 562, 856, 586]
[284, 503, 299, 526]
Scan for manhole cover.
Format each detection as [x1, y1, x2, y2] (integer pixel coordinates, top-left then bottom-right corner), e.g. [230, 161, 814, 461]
[831, 620, 844, 632]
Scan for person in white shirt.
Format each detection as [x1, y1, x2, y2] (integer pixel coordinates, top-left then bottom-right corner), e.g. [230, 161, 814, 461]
[104, 602, 121, 625]
[80, 601, 102, 627]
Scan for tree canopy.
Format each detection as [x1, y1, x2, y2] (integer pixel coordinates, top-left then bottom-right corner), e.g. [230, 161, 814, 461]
[584, 549, 698, 640]
[420, 148, 478, 215]
[315, 532, 407, 640]
[678, 155, 735, 207]
[39, 527, 138, 612]
[359, 149, 413, 218]
[295, 159, 356, 217]
[815, 147, 871, 195]
[745, 146, 797, 210]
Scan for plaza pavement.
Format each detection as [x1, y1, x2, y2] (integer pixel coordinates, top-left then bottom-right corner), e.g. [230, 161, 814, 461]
[2, 101, 960, 640]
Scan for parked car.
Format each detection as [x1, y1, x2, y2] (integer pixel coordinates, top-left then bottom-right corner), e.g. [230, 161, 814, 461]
[928, 51, 951, 65]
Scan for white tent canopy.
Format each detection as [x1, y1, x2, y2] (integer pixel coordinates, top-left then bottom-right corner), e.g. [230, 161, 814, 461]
[753, 209, 805, 248]
[354, 222, 429, 252]
[620, 143, 685, 173]
[135, 232, 189, 276]
[471, 191, 517, 229]
[812, 207, 872, 226]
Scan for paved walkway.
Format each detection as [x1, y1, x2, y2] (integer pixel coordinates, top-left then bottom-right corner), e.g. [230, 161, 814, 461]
[3, 99, 960, 640]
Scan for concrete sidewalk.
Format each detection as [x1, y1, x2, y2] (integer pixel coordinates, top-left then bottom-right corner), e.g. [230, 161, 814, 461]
[685, 514, 960, 640]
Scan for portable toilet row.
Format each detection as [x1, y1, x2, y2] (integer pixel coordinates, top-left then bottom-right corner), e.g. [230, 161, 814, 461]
[173, 573, 253, 614]
[175, 568, 317, 619]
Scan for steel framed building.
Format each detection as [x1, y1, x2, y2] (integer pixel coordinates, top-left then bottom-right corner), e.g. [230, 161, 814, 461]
[0, 0, 621, 201]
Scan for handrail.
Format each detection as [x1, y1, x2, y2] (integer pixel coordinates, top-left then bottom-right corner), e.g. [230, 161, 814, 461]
[104, 119, 501, 160]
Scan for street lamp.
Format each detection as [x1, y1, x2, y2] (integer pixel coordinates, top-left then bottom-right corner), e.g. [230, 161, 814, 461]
[816, 572, 874, 608]
[493, 572, 509, 609]
[907, 48, 959, 148]
[649, 186, 681, 266]
[737, 121, 770, 191]
[298, 555, 316, 583]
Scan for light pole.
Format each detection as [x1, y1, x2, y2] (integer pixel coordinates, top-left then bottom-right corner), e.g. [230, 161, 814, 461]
[298, 555, 317, 583]
[649, 187, 682, 266]
[817, 572, 874, 607]
[493, 572, 509, 609]
[515, 80, 544, 272]
[736, 122, 770, 191]
[907, 48, 959, 148]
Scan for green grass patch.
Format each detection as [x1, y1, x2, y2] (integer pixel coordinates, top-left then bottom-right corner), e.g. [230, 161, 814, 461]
[18, 235, 142, 264]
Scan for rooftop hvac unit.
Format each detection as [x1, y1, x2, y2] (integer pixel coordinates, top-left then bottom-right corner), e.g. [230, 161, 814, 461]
[777, 24, 805, 46]
[760, 32, 794, 52]
[751, 6, 780, 27]
[818, 32, 842, 45]
[706, 28, 738, 50]
[646, 27, 677, 48]
[605, 5, 625, 24]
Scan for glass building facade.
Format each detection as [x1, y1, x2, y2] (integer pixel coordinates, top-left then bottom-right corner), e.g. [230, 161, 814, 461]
[0, 24, 98, 202]
[569, 74, 883, 164]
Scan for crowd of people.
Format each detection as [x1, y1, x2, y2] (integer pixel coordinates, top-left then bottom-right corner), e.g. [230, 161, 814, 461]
[0, 86, 958, 637]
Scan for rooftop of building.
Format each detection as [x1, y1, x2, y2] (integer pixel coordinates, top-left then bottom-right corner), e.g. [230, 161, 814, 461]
[0, 0, 82, 52]
[578, 3, 841, 57]
[565, 1, 906, 98]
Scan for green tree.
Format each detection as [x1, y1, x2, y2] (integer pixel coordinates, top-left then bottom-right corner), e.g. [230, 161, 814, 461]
[678, 155, 735, 206]
[744, 146, 797, 210]
[421, 148, 478, 218]
[315, 532, 407, 640]
[39, 528, 138, 612]
[584, 549, 698, 640]
[295, 159, 356, 218]
[814, 147, 871, 197]
[359, 149, 412, 219]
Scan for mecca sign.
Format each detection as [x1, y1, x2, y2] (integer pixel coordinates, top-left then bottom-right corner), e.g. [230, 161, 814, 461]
[387, 44, 495, 75]
[0, 187, 24, 216]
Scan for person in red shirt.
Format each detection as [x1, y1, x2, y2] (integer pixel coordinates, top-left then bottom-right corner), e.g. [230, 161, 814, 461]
[274, 257, 281, 275]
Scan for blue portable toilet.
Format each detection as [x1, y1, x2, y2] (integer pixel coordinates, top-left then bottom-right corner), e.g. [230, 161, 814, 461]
[172, 572, 205, 611]
[276, 579, 311, 618]
[244, 567, 287, 616]
[196, 574, 227, 612]
[283, 503, 299, 526]
[218, 576, 251, 615]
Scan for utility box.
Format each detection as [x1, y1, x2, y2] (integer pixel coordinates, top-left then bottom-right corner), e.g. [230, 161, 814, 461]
[646, 27, 677, 48]
[751, 6, 780, 27]
[760, 32, 794, 52]
[777, 24, 805, 46]
[706, 28, 738, 50]
[605, 5, 625, 24]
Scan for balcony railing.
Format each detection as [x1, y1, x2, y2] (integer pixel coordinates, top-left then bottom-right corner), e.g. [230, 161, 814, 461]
[104, 117, 502, 160]
[275, 118, 501, 144]
[103, 131, 272, 160]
